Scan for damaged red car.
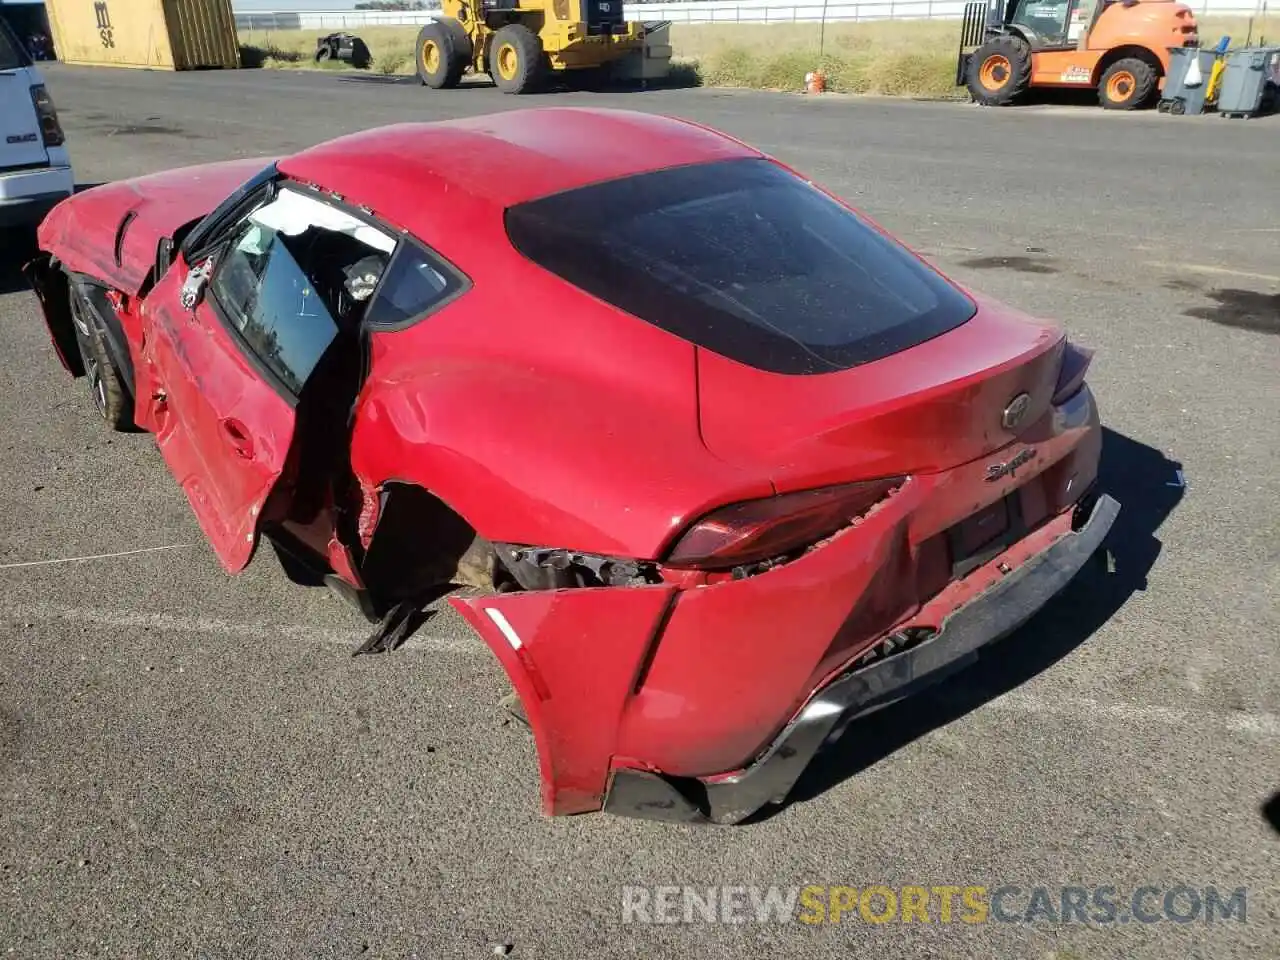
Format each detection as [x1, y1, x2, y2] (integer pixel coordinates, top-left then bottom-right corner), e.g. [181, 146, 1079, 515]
[27, 107, 1117, 825]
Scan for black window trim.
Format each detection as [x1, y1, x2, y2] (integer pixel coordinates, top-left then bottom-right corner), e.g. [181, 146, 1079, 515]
[268, 181, 472, 337]
[194, 176, 470, 403]
[359, 236, 472, 334]
[182, 163, 281, 263]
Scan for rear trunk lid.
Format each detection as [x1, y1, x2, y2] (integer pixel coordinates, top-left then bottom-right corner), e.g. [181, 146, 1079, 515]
[697, 290, 1066, 491]
[501, 151, 1066, 491]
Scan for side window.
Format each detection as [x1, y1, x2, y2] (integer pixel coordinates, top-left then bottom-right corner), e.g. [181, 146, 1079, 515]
[362, 243, 466, 330]
[208, 188, 394, 395]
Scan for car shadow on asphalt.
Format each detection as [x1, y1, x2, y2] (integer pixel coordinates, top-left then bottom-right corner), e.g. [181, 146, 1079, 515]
[0, 228, 37, 296]
[763, 427, 1185, 821]
[1263, 792, 1280, 836]
[0, 184, 104, 296]
[333, 67, 701, 93]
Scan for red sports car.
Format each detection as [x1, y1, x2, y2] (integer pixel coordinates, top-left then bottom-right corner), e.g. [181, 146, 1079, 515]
[27, 107, 1117, 824]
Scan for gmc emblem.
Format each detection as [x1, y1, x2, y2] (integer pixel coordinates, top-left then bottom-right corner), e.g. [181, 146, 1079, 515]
[6, 133, 38, 144]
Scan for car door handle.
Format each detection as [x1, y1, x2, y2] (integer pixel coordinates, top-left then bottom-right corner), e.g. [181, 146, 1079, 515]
[220, 418, 255, 460]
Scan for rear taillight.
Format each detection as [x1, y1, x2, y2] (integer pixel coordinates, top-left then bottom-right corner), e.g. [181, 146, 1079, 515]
[1052, 340, 1093, 404]
[664, 478, 904, 571]
[30, 85, 65, 148]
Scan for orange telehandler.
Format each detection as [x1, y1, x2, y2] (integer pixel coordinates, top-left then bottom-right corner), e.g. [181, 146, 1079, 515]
[958, 0, 1200, 109]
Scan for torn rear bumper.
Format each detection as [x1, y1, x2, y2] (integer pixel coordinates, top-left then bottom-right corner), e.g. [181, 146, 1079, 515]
[602, 493, 1120, 825]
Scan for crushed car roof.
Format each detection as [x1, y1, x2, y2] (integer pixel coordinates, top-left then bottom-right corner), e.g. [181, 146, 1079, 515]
[276, 107, 762, 215]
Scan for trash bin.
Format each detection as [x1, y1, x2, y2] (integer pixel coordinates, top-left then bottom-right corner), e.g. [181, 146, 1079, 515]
[1217, 46, 1280, 118]
[1159, 47, 1223, 114]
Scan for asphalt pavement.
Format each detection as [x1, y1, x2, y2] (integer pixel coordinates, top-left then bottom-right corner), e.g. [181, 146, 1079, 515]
[0, 65, 1277, 959]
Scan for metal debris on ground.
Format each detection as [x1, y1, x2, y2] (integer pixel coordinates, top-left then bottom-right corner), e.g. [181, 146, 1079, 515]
[351, 600, 421, 657]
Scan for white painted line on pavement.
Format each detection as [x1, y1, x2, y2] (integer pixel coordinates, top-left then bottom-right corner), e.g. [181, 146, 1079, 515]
[0, 544, 192, 570]
[1145, 260, 1280, 284]
[0, 602, 484, 654]
[989, 691, 1280, 738]
[1, 605, 1276, 737]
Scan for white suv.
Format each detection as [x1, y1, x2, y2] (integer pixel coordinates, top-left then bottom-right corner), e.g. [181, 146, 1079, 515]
[0, 17, 73, 230]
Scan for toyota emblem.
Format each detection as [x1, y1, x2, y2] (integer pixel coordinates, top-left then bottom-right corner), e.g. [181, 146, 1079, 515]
[1001, 393, 1032, 431]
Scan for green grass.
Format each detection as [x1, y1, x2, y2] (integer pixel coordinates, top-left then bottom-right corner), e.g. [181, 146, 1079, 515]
[238, 16, 1263, 97]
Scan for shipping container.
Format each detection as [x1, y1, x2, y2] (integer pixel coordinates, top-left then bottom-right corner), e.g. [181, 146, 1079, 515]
[46, 0, 239, 70]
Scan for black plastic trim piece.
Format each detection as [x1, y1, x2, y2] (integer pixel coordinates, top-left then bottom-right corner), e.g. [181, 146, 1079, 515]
[113, 210, 138, 268]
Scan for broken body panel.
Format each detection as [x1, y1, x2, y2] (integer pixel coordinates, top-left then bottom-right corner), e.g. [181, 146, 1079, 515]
[26, 108, 1113, 823]
[453, 378, 1102, 818]
[37, 157, 278, 297]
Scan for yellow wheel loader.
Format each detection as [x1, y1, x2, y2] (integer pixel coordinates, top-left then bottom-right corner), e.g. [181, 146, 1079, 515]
[415, 0, 660, 94]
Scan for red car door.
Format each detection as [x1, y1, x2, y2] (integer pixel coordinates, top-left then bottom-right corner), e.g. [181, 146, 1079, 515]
[140, 254, 298, 573]
[137, 183, 397, 573]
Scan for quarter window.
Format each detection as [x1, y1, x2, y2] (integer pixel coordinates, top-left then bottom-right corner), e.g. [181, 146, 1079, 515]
[363, 243, 466, 329]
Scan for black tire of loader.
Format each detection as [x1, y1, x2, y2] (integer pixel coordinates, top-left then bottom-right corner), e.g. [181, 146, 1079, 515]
[489, 23, 544, 95]
[416, 19, 469, 89]
[966, 35, 1032, 106]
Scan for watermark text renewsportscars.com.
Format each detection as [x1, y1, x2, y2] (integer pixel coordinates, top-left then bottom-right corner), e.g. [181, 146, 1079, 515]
[621, 884, 1248, 926]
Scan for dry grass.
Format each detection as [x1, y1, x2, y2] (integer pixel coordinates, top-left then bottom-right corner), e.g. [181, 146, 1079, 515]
[681, 20, 960, 96]
[238, 16, 1262, 96]
[239, 26, 419, 73]
[682, 16, 1256, 96]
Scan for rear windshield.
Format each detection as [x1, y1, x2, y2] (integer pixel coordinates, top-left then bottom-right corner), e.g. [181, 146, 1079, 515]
[0, 19, 29, 69]
[505, 158, 976, 375]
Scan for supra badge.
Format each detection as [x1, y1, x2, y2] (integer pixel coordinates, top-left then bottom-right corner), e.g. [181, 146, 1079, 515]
[985, 448, 1036, 482]
[1001, 392, 1032, 431]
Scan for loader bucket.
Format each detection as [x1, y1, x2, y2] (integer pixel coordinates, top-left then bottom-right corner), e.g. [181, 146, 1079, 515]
[957, 0, 990, 85]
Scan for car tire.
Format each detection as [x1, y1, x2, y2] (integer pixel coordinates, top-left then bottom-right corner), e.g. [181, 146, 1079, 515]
[416, 20, 468, 89]
[69, 284, 133, 432]
[316, 45, 332, 63]
[1098, 57, 1157, 110]
[966, 35, 1032, 106]
[489, 23, 543, 94]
